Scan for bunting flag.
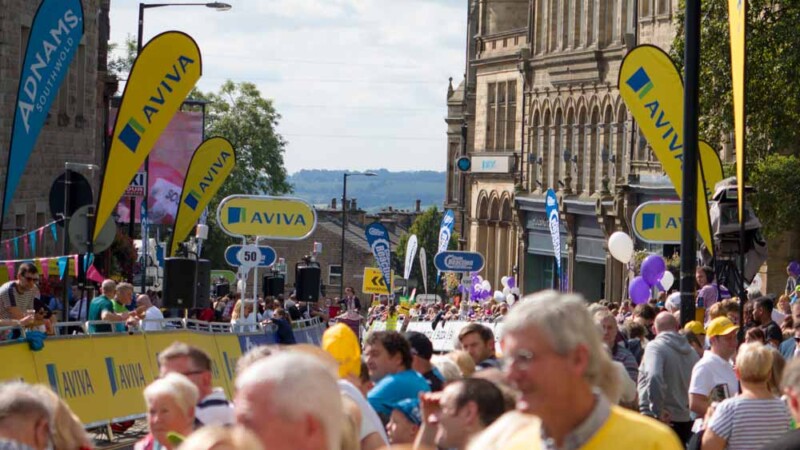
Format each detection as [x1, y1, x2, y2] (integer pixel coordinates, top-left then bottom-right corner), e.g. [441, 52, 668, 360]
[73, 254, 79, 275]
[4, 242, 9, 259]
[86, 264, 104, 284]
[50, 222, 58, 242]
[83, 253, 94, 272]
[57, 256, 68, 280]
[28, 231, 35, 255]
[5, 262, 15, 280]
[40, 258, 49, 279]
[12, 238, 18, 258]
[22, 234, 29, 257]
[37, 228, 44, 251]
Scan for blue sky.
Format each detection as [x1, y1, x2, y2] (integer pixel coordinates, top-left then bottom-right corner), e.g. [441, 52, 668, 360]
[109, 0, 467, 174]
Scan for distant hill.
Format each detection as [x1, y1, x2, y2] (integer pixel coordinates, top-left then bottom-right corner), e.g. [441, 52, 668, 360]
[288, 169, 445, 212]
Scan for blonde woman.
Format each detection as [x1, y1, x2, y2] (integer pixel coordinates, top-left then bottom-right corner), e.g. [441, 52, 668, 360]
[136, 373, 199, 450]
[33, 385, 92, 450]
[230, 300, 256, 332]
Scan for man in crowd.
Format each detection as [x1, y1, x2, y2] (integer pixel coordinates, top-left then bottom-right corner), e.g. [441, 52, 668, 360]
[457, 323, 499, 370]
[87, 280, 131, 333]
[111, 282, 135, 332]
[415, 378, 507, 450]
[339, 286, 361, 312]
[764, 358, 800, 449]
[0, 382, 52, 450]
[134, 293, 163, 331]
[68, 286, 89, 322]
[158, 342, 234, 426]
[689, 316, 740, 429]
[501, 291, 682, 449]
[235, 352, 343, 450]
[779, 302, 800, 360]
[405, 331, 445, 391]
[755, 297, 784, 347]
[364, 331, 430, 421]
[0, 263, 40, 328]
[638, 312, 699, 444]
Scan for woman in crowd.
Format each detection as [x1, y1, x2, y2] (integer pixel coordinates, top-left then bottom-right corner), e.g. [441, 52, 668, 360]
[33, 385, 92, 450]
[136, 373, 198, 450]
[230, 299, 257, 332]
[702, 343, 792, 450]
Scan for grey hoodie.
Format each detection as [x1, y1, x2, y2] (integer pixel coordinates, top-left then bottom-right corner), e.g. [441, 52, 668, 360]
[637, 331, 699, 422]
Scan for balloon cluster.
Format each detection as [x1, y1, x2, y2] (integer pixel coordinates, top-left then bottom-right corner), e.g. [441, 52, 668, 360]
[470, 274, 492, 302]
[608, 231, 673, 305]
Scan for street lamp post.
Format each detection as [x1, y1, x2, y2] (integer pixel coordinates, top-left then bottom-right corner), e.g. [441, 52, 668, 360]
[340, 172, 377, 299]
[135, 1, 231, 294]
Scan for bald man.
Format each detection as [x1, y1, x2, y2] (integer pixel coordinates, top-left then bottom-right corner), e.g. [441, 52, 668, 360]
[135, 294, 164, 331]
[638, 312, 700, 444]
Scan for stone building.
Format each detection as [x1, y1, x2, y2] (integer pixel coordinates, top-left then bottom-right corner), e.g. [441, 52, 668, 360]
[447, 0, 698, 301]
[0, 0, 113, 256]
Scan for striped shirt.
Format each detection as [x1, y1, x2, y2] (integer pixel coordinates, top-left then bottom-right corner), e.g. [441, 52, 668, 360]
[707, 397, 791, 450]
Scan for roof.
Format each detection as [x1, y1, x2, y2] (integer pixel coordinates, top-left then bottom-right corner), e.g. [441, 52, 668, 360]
[317, 218, 404, 254]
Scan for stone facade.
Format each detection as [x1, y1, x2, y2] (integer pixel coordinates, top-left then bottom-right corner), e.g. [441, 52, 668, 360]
[0, 0, 113, 257]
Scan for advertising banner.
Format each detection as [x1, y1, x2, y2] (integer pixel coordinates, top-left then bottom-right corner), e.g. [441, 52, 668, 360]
[728, 0, 747, 224]
[92, 335, 154, 420]
[404, 234, 418, 280]
[434, 251, 485, 274]
[216, 195, 316, 239]
[632, 201, 683, 244]
[436, 210, 455, 281]
[362, 267, 395, 295]
[365, 222, 393, 293]
[168, 137, 235, 256]
[420, 248, 428, 294]
[699, 141, 724, 200]
[2, 0, 84, 225]
[0, 342, 38, 384]
[112, 110, 204, 224]
[545, 189, 562, 280]
[95, 31, 202, 241]
[618, 45, 714, 254]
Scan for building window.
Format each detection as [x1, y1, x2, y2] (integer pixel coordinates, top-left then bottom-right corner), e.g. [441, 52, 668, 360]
[36, 212, 45, 228]
[329, 265, 342, 287]
[485, 81, 518, 151]
[639, 0, 651, 19]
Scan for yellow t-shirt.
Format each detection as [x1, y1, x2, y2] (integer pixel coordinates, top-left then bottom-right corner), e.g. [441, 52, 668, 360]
[502, 405, 683, 450]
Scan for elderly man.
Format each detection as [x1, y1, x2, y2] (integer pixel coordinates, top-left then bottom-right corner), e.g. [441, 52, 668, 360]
[135, 294, 163, 331]
[0, 382, 52, 450]
[0, 263, 40, 328]
[235, 352, 343, 450]
[501, 291, 682, 449]
[638, 312, 699, 444]
[158, 342, 234, 426]
[88, 279, 130, 333]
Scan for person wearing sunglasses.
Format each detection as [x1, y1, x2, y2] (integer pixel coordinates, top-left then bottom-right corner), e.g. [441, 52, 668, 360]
[0, 263, 40, 330]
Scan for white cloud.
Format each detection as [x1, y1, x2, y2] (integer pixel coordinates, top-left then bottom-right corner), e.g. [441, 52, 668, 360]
[109, 0, 465, 173]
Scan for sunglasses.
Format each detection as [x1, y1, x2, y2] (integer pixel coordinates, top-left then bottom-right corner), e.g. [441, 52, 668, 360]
[24, 276, 39, 282]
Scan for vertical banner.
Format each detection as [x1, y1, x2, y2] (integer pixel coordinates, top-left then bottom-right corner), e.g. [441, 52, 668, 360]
[618, 45, 714, 254]
[699, 141, 724, 200]
[436, 210, 456, 282]
[1, 0, 84, 226]
[419, 248, 428, 294]
[545, 189, 562, 285]
[168, 137, 235, 256]
[403, 234, 418, 280]
[728, 0, 746, 223]
[365, 223, 392, 294]
[94, 31, 202, 240]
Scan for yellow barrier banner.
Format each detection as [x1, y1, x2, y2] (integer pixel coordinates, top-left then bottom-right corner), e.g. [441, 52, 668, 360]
[144, 332, 230, 396]
[619, 45, 714, 254]
[728, 0, 746, 225]
[168, 137, 236, 257]
[213, 334, 243, 389]
[179, 333, 232, 398]
[91, 334, 154, 420]
[95, 31, 202, 241]
[0, 342, 38, 383]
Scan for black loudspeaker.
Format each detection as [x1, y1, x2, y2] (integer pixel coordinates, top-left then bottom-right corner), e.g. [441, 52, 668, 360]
[164, 258, 210, 308]
[295, 266, 321, 302]
[263, 275, 285, 298]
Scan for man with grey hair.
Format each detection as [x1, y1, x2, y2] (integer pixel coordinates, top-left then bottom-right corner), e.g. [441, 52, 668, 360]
[88, 279, 130, 333]
[500, 291, 682, 449]
[638, 311, 699, 444]
[0, 382, 52, 450]
[235, 352, 343, 450]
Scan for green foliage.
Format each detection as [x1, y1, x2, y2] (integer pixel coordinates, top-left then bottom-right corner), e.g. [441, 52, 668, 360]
[394, 207, 459, 295]
[671, 0, 800, 162]
[107, 35, 137, 83]
[749, 154, 800, 238]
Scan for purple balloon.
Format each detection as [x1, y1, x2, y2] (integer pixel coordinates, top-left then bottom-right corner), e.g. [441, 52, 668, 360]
[629, 276, 651, 305]
[507, 276, 516, 289]
[641, 255, 667, 287]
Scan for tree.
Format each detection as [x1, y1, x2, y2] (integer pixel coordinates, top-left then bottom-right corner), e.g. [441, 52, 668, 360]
[393, 207, 459, 298]
[108, 35, 136, 80]
[671, 0, 800, 237]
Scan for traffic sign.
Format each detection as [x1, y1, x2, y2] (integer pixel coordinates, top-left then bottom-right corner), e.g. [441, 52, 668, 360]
[362, 267, 395, 295]
[456, 156, 471, 172]
[434, 251, 485, 273]
[225, 245, 277, 268]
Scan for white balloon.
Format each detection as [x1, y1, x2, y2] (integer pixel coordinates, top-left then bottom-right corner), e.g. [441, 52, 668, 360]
[660, 271, 675, 291]
[503, 287, 511, 296]
[501, 276, 510, 288]
[510, 287, 520, 296]
[608, 231, 634, 264]
[494, 290, 506, 302]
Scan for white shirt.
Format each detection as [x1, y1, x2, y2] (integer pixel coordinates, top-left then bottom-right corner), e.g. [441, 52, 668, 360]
[141, 306, 164, 331]
[196, 388, 234, 427]
[689, 351, 739, 430]
[338, 379, 390, 445]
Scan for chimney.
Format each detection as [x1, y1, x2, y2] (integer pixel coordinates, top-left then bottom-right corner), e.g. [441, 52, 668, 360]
[415, 199, 421, 212]
[351, 198, 357, 211]
[331, 198, 337, 209]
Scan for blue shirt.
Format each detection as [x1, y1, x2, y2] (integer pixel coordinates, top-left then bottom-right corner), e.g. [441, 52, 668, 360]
[367, 369, 431, 417]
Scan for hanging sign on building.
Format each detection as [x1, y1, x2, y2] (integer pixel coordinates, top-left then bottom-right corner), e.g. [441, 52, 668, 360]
[632, 201, 682, 244]
[470, 156, 513, 174]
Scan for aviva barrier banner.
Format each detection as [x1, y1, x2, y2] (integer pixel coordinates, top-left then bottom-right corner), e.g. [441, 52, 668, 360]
[619, 45, 714, 254]
[365, 222, 393, 292]
[2, 0, 84, 226]
[168, 137, 235, 256]
[95, 31, 202, 241]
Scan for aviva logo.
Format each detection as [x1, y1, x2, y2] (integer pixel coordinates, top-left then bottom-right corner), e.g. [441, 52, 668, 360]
[227, 207, 307, 227]
[626, 67, 654, 99]
[222, 351, 239, 380]
[105, 357, 147, 395]
[119, 118, 145, 153]
[46, 363, 95, 399]
[184, 150, 233, 211]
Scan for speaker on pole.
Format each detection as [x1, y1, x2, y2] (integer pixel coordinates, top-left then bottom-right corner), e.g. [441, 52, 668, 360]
[163, 258, 196, 308]
[295, 265, 321, 302]
[263, 275, 285, 298]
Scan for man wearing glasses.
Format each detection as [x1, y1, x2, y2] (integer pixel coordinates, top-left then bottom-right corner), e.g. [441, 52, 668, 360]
[0, 263, 40, 328]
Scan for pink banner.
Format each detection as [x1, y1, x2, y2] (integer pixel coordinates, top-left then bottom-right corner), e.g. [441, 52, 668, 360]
[73, 255, 79, 275]
[86, 265, 104, 284]
[40, 258, 49, 279]
[38, 227, 44, 247]
[5, 262, 14, 280]
[109, 109, 204, 225]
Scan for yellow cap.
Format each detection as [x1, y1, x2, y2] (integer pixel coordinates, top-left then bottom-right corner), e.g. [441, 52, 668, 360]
[321, 323, 361, 379]
[705, 317, 739, 338]
[683, 320, 705, 336]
